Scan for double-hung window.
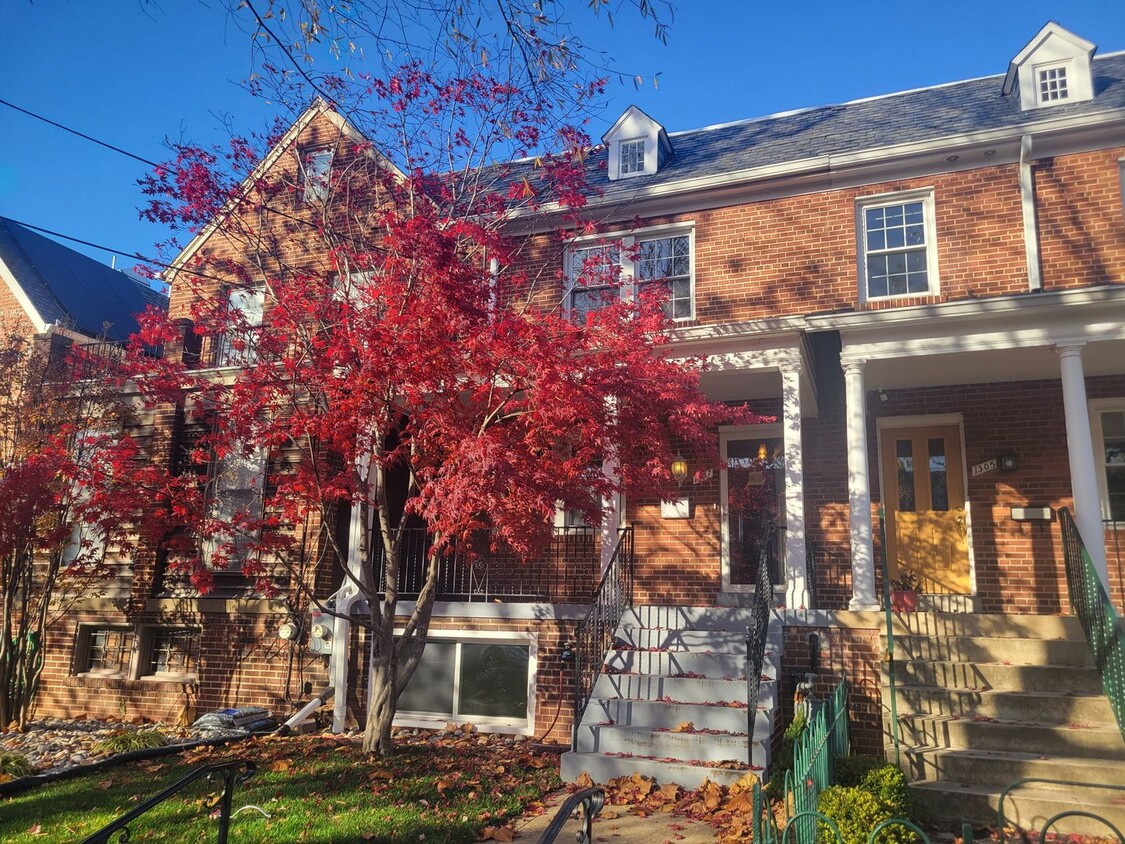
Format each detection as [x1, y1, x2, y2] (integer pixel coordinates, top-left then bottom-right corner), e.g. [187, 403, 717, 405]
[858, 191, 938, 301]
[300, 146, 333, 203]
[215, 286, 264, 367]
[1092, 401, 1125, 522]
[205, 443, 267, 570]
[566, 225, 694, 321]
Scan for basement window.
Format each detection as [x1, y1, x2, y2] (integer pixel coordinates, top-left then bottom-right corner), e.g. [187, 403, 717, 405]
[77, 627, 135, 678]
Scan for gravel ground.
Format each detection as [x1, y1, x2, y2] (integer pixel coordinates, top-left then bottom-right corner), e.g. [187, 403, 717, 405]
[0, 718, 193, 775]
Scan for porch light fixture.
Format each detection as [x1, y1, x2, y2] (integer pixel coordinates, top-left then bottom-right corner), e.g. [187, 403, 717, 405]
[671, 454, 689, 487]
[757, 444, 768, 461]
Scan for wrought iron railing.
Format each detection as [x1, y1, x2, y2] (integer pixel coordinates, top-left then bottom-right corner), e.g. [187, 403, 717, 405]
[745, 524, 774, 768]
[79, 760, 255, 844]
[783, 679, 849, 844]
[1106, 518, 1124, 608]
[535, 786, 605, 844]
[1059, 507, 1125, 739]
[570, 526, 635, 749]
[371, 525, 599, 603]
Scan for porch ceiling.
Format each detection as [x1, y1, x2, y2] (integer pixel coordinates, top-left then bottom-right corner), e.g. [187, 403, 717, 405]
[700, 367, 782, 401]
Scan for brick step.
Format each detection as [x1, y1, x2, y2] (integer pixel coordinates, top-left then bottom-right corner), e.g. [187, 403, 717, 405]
[893, 745, 1125, 788]
[615, 626, 781, 654]
[889, 660, 1103, 695]
[897, 713, 1125, 759]
[885, 634, 1092, 667]
[575, 723, 763, 763]
[886, 685, 1116, 723]
[594, 674, 776, 707]
[887, 613, 1086, 640]
[603, 648, 778, 679]
[592, 695, 769, 734]
[911, 779, 1125, 837]
[560, 749, 755, 790]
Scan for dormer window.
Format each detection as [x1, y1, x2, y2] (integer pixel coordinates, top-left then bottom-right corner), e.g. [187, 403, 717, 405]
[620, 140, 646, 177]
[1037, 63, 1069, 104]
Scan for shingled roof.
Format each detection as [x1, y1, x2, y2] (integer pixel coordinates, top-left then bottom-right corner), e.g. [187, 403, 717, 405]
[0, 216, 167, 343]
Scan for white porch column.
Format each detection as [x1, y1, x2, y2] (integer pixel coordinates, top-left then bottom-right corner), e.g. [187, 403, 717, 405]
[781, 364, 809, 608]
[600, 457, 622, 575]
[1056, 343, 1110, 591]
[844, 359, 878, 610]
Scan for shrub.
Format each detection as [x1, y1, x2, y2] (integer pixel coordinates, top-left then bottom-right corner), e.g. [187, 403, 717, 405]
[0, 751, 35, 779]
[817, 785, 918, 844]
[859, 764, 912, 819]
[766, 708, 808, 800]
[93, 729, 167, 755]
[832, 754, 884, 787]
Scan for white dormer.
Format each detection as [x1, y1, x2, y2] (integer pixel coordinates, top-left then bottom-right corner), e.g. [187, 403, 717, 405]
[603, 105, 673, 180]
[1003, 22, 1096, 111]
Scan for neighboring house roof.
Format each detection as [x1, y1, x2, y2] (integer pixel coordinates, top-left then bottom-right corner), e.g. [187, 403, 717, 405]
[0, 216, 167, 343]
[498, 51, 1125, 208]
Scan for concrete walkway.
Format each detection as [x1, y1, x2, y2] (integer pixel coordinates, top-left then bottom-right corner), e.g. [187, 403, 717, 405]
[512, 789, 719, 843]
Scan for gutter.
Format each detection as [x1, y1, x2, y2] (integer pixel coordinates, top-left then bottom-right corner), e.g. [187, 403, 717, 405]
[1020, 134, 1043, 291]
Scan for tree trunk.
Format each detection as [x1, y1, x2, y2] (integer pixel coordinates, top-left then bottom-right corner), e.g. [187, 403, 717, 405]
[363, 656, 397, 756]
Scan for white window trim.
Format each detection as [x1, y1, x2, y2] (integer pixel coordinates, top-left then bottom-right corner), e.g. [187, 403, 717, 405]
[856, 188, 940, 304]
[618, 137, 647, 179]
[1033, 59, 1073, 107]
[1090, 397, 1125, 524]
[203, 442, 267, 571]
[300, 145, 334, 203]
[564, 222, 696, 322]
[1118, 157, 1125, 221]
[391, 630, 537, 735]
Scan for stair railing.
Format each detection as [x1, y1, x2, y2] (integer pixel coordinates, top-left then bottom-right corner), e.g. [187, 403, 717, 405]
[535, 786, 605, 844]
[571, 525, 635, 750]
[877, 506, 903, 767]
[80, 760, 255, 844]
[1058, 507, 1125, 740]
[745, 521, 775, 768]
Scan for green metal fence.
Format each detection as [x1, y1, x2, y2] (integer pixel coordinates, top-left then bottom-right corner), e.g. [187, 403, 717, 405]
[1058, 507, 1125, 740]
[780, 679, 850, 844]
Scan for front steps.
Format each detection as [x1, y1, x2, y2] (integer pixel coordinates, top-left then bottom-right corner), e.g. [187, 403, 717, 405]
[561, 605, 782, 790]
[881, 612, 1125, 836]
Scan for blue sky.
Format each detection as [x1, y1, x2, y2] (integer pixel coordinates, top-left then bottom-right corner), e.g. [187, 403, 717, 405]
[1, 1, 1122, 272]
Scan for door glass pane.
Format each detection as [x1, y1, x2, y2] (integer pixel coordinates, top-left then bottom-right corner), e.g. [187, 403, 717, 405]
[726, 437, 784, 586]
[459, 643, 529, 719]
[397, 641, 456, 715]
[928, 438, 949, 511]
[895, 440, 915, 512]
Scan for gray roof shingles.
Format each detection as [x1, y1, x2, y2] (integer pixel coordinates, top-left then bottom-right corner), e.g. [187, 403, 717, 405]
[0, 216, 167, 343]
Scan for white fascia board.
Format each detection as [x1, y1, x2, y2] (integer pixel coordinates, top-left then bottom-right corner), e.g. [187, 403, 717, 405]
[0, 253, 48, 332]
[667, 316, 808, 353]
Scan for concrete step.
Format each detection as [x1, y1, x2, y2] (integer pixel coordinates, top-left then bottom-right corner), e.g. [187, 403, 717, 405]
[894, 745, 1125, 788]
[889, 660, 1104, 695]
[897, 714, 1125, 759]
[615, 625, 781, 654]
[592, 696, 768, 735]
[575, 723, 763, 762]
[911, 779, 1125, 837]
[887, 613, 1086, 640]
[627, 605, 782, 632]
[887, 685, 1116, 724]
[603, 648, 778, 679]
[886, 634, 1092, 667]
[594, 673, 776, 707]
[560, 749, 756, 790]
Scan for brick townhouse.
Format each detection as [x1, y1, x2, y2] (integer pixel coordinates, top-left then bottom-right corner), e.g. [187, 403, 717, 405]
[34, 20, 1125, 822]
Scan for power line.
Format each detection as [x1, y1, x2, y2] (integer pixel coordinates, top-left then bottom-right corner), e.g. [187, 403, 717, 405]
[0, 98, 160, 168]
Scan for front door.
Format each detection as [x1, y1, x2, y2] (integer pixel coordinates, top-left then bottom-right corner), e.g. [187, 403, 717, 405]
[722, 435, 784, 591]
[878, 425, 971, 594]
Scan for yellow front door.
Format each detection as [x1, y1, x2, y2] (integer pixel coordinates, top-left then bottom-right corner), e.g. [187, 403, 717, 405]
[879, 425, 971, 594]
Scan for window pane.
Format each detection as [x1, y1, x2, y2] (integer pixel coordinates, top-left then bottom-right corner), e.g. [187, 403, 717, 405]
[867, 230, 886, 250]
[896, 440, 915, 512]
[928, 438, 949, 511]
[1103, 411, 1125, 440]
[397, 641, 456, 715]
[459, 643, 529, 719]
[886, 226, 905, 249]
[1108, 467, 1125, 521]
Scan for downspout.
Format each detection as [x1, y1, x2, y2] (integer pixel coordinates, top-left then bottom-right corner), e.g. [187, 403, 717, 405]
[1019, 134, 1043, 292]
[330, 499, 366, 733]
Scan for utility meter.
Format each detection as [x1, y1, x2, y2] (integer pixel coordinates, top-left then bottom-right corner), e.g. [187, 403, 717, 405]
[308, 608, 333, 655]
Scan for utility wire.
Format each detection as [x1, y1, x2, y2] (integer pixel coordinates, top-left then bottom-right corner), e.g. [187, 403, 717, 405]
[0, 97, 160, 168]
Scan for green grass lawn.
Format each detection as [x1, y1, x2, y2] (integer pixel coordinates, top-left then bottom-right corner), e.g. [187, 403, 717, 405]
[0, 731, 561, 843]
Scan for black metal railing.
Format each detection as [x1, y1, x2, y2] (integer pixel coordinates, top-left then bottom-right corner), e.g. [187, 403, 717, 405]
[745, 522, 774, 768]
[1059, 508, 1125, 740]
[79, 760, 255, 844]
[1105, 519, 1124, 608]
[571, 526, 635, 749]
[804, 538, 820, 610]
[372, 525, 599, 603]
[535, 786, 605, 844]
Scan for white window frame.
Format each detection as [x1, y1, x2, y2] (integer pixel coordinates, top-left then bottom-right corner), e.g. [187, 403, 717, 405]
[619, 138, 646, 178]
[300, 146, 334, 202]
[391, 630, 537, 735]
[215, 285, 264, 368]
[1118, 157, 1124, 221]
[1090, 398, 1125, 524]
[203, 442, 267, 572]
[564, 223, 695, 322]
[1034, 60, 1072, 107]
[856, 189, 940, 303]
